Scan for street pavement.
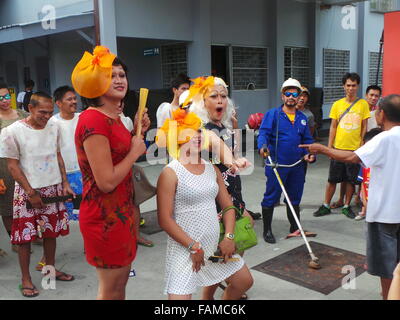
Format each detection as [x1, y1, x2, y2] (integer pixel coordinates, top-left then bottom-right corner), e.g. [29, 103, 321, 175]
[0, 145, 382, 300]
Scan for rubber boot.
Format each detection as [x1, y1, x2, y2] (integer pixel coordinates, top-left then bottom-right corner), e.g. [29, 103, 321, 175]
[286, 204, 301, 234]
[262, 207, 276, 244]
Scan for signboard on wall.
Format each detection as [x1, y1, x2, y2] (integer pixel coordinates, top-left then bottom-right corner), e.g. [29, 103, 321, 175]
[144, 48, 160, 56]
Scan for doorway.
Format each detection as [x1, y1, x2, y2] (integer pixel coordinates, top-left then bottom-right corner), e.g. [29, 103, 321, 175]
[211, 45, 230, 89]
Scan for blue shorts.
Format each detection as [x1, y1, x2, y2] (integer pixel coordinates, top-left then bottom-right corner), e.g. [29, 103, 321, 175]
[66, 171, 83, 221]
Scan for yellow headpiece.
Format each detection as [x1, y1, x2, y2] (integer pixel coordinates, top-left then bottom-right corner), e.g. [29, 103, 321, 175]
[156, 108, 208, 159]
[71, 46, 117, 98]
[181, 76, 215, 108]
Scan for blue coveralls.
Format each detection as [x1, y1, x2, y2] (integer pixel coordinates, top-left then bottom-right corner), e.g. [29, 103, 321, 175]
[257, 106, 314, 208]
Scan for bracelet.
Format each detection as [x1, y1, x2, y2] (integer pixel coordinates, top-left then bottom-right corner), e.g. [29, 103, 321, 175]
[190, 242, 202, 255]
[187, 240, 196, 253]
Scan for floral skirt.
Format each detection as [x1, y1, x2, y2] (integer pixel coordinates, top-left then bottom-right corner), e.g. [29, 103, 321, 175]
[11, 183, 70, 245]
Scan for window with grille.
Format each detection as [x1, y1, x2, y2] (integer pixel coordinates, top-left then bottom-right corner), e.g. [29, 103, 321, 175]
[284, 47, 310, 87]
[232, 46, 268, 90]
[323, 49, 350, 104]
[370, 0, 400, 13]
[161, 43, 188, 89]
[368, 51, 383, 87]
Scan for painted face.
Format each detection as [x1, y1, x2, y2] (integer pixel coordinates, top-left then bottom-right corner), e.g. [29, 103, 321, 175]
[204, 85, 228, 122]
[297, 93, 309, 109]
[57, 91, 77, 114]
[29, 98, 54, 129]
[344, 79, 359, 98]
[188, 130, 203, 153]
[103, 65, 128, 105]
[0, 88, 11, 111]
[366, 89, 381, 108]
[282, 88, 300, 108]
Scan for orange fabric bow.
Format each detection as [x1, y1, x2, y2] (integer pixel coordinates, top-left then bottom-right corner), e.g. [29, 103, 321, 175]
[71, 46, 116, 98]
[181, 76, 215, 108]
[156, 108, 206, 159]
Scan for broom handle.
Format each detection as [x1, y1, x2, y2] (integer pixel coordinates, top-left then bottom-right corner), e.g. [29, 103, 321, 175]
[136, 88, 149, 137]
[267, 155, 317, 261]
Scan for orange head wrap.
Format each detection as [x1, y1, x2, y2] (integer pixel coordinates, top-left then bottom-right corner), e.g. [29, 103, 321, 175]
[71, 46, 116, 98]
[181, 76, 215, 108]
[155, 108, 208, 159]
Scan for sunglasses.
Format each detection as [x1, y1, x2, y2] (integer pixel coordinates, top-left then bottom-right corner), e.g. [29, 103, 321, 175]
[0, 94, 11, 101]
[284, 92, 300, 98]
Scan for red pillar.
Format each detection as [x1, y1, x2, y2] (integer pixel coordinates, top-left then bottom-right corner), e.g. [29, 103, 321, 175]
[383, 11, 400, 96]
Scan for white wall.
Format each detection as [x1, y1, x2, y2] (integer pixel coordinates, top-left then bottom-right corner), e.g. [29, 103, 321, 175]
[49, 31, 92, 95]
[315, 4, 359, 118]
[210, 0, 269, 47]
[0, 0, 93, 26]
[360, 1, 384, 94]
[115, 0, 193, 41]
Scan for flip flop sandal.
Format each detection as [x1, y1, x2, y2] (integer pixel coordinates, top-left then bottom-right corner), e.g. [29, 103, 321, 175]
[129, 269, 136, 277]
[286, 230, 317, 239]
[55, 272, 75, 281]
[36, 262, 46, 272]
[240, 293, 248, 300]
[286, 230, 302, 239]
[140, 218, 146, 226]
[19, 284, 39, 298]
[138, 239, 154, 247]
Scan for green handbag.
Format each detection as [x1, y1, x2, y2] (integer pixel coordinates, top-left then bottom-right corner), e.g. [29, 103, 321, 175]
[219, 206, 258, 253]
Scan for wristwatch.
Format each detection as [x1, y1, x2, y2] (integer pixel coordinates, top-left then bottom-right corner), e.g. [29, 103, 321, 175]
[225, 233, 235, 240]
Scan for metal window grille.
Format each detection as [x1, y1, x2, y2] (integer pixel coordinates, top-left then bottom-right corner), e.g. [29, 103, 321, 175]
[323, 48, 350, 104]
[232, 46, 268, 90]
[284, 47, 310, 87]
[161, 43, 188, 89]
[368, 51, 383, 86]
[370, 0, 400, 13]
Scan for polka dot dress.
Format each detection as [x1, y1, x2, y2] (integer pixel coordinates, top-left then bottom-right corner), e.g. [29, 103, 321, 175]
[164, 160, 244, 295]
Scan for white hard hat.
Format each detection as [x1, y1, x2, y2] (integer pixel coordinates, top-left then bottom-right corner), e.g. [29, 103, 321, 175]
[281, 78, 302, 93]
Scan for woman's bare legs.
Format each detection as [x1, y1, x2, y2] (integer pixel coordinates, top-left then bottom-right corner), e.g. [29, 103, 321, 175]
[96, 264, 131, 300]
[222, 265, 253, 300]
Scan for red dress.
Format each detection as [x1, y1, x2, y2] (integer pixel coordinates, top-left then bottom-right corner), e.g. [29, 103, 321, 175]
[75, 109, 136, 268]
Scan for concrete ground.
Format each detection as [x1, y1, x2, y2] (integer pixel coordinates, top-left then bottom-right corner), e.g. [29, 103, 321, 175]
[0, 144, 382, 300]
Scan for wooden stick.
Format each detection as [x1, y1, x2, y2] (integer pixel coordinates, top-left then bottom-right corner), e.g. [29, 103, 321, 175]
[136, 88, 149, 136]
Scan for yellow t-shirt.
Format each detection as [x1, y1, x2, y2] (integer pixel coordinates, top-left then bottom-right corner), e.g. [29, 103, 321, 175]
[329, 98, 370, 150]
[285, 112, 296, 124]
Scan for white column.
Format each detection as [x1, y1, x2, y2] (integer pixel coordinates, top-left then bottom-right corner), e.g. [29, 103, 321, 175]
[98, 0, 118, 54]
[187, 0, 211, 77]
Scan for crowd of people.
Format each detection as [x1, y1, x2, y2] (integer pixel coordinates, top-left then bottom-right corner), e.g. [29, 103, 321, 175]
[0, 45, 399, 300]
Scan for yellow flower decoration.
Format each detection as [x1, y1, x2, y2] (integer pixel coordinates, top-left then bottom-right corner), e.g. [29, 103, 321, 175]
[181, 76, 215, 108]
[156, 108, 209, 159]
[71, 46, 116, 98]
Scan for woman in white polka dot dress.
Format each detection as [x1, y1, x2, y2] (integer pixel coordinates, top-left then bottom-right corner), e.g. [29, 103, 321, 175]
[157, 108, 253, 300]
